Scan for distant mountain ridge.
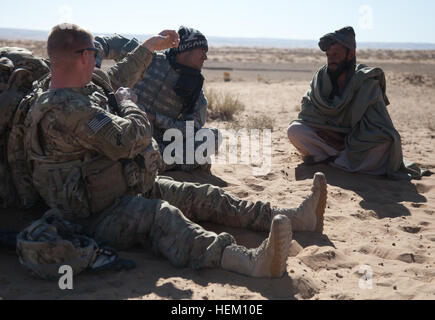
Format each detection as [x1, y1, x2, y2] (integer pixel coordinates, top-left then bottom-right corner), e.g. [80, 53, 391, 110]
[1, 27, 435, 50]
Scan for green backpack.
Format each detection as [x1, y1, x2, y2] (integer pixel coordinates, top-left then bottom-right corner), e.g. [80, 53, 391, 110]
[0, 47, 49, 208]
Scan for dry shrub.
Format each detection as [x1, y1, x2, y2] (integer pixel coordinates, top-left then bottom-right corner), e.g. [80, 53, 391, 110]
[223, 72, 231, 82]
[388, 72, 435, 88]
[256, 74, 270, 84]
[224, 121, 244, 131]
[224, 114, 276, 131]
[246, 115, 275, 130]
[205, 87, 245, 121]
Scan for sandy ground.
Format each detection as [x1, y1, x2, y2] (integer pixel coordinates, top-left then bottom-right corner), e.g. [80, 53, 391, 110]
[0, 41, 434, 300]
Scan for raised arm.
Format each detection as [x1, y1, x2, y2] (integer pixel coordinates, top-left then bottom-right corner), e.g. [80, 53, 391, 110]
[95, 34, 140, 62]
[104, 30, 180, 90]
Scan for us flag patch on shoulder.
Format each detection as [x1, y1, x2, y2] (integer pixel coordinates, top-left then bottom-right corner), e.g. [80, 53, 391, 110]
[88, 113, 112, 133]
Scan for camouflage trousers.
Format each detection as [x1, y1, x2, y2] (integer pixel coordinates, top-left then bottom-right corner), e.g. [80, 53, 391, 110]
[0, 138, 17, 208]
[83, 176, 273, 269]
[157, 128, 221, 173]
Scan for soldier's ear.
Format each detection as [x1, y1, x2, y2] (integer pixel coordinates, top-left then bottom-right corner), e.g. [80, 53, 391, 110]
[76, 52, 85, 67]
[76, 50, 90, 67]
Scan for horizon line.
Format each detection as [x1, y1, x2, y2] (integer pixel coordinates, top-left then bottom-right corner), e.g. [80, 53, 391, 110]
[1, 26, 435, 48]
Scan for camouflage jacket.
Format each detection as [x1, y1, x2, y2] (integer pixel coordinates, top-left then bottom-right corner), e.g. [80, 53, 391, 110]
[133, 52, 208, 142]
[24, 45, 155, 218]
[94, 34, 141, 63]
[2, 40, 157, 209]
[1, 47, 50, 208]
[95, 36, 208, 141]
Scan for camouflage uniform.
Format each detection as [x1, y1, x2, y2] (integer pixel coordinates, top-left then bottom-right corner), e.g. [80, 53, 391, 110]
[0, 56, 15, 207]
[95, 35, 218, 172]
[94, 34, 141, 70]
[1, 47, 50, 208]
[133, 52, 219, 172]
[24, 40, 284, 270]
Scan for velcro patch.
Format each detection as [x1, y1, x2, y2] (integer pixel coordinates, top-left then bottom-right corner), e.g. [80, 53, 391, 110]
[88, 113, 112, 133]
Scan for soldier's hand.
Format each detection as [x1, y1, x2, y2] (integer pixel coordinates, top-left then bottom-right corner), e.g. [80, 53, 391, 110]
[142, 30, 180, 52]
[115, 87, 138, 104]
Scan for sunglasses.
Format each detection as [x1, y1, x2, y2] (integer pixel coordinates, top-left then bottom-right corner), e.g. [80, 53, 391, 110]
[75, 47, 99, 59]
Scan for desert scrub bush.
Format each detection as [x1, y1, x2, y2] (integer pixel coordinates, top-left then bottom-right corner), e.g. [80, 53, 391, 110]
[246, 115, 276, 130]
[224, 115, 276, 131]
[205, 87, 245, 121]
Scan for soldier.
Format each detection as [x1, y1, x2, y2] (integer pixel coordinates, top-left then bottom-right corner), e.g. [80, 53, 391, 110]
[93, 28, 216, 173]
[1, 47, 50, 208]
[21, 23, 328, 279]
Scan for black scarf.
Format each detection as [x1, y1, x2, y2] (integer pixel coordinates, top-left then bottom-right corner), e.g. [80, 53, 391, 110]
[167, 49, 204, 115]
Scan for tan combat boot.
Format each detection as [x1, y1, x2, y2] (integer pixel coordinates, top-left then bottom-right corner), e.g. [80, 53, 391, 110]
[220, 214, 292, 278]
[272, 172, 327, 233]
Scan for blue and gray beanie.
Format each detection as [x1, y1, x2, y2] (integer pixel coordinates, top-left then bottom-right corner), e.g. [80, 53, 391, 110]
[177, 26, 208, 53]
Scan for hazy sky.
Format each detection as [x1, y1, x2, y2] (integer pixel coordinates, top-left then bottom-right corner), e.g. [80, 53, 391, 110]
[1, 0, 435, 43]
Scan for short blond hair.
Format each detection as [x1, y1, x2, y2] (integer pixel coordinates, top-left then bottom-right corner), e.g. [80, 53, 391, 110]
[47, 23, 93, 61]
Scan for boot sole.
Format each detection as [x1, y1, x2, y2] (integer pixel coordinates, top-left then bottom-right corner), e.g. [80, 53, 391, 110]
[313, 172, 327, 234]
[269, 215, 292, 277]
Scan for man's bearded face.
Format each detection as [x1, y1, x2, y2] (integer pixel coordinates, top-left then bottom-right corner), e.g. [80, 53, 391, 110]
[326, 43, 354, 78]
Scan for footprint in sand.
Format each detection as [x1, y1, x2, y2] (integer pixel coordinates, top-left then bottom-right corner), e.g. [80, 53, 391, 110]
[329, 190, 353, 203]
[411, 203, 424, 208]
[235, 191, 249, 198]
[415, 183, 433, 194]
[399, 225, 422, 234]
[325, 215, 350, 223]
[297, 247, 357, 271]
[356, 244, 432, 265]
[351, 210, 378, 221]
[396, 253, 429, 264]
[257, 172, 277, 181]
[425, 234, 435, 242]
[243, 177, 266, 192]
[248, 184, 265, 192]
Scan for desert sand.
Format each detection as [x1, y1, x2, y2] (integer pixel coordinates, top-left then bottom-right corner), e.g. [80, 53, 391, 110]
[0, 40, 434, 300]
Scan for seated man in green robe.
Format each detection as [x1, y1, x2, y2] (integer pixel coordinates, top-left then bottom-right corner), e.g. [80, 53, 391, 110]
[287, 26, 429, 180]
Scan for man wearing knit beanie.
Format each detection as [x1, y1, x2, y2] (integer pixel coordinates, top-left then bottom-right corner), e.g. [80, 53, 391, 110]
[95, 27, 216, 173]
[287, 26, 430, 180]
[133, 26, 219, 173]
[177, 26, 209, 56]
